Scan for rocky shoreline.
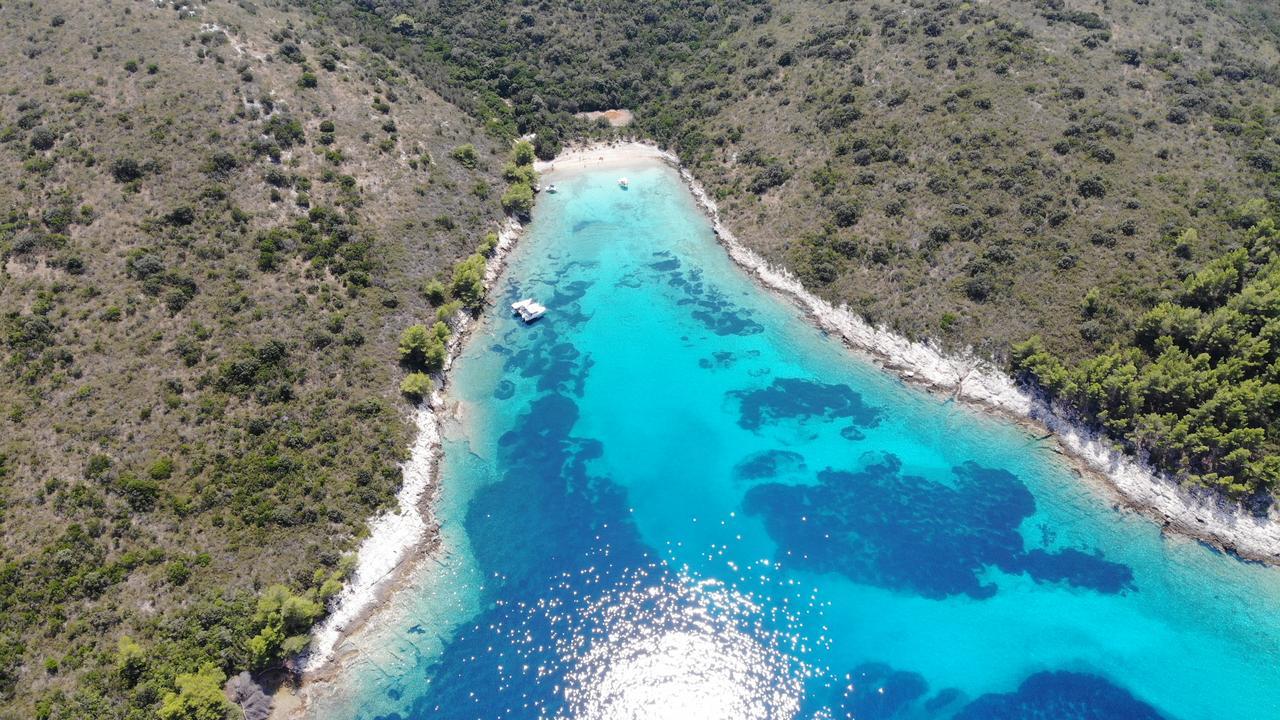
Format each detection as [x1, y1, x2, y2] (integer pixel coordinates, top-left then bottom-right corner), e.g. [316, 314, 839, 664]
[281, 216, 525, 702]
[664, 151, 1280, 566]
[538, 137, 1280, 566]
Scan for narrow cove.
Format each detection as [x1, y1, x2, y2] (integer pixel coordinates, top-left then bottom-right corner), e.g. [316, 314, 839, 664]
[298, 160, 1280, 720]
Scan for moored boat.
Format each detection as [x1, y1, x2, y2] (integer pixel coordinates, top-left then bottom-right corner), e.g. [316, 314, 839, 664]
[511, 298, 546, 323]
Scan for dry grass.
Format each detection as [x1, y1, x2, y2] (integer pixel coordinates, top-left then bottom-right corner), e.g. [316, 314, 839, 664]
[683, 0, 1280, 361]
[0, 0, 505, 714]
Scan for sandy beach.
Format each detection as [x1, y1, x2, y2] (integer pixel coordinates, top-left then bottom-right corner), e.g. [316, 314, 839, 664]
[534, 140, 676, 177]
[280, 138, 1279, 719]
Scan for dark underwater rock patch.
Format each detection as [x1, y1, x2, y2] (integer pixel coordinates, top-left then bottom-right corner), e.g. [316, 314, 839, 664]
[823, 664, 1161, 720]
[743, 454, 1134, 599]
[955, 671, 1165, 720]
[734, 450, 807, 481]
[731, 377, 882, 433]
[840, 425, 867, 441]
[646, 253, 764, 336]
[833, 662, 930, 720]
[699, 350, 737, 370]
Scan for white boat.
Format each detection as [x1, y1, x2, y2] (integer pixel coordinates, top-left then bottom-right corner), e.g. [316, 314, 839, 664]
[546, 184, 558, 193]
[511, 298, 546, 323]
[618, 177, 629, 188]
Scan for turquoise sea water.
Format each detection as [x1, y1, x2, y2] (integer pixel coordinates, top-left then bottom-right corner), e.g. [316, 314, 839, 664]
[310, 164, 1280, 720]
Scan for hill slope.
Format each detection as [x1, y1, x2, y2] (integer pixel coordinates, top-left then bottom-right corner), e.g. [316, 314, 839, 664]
[0, 0, 508, 716]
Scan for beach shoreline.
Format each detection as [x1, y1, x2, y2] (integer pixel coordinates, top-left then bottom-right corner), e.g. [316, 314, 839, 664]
[534, 140, 677, 178]
[280, 136, 1278, 718]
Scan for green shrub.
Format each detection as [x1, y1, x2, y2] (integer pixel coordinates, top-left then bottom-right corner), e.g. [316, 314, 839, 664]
[157, 664, 232, 720]
[165, 560, 191, 585]
[84, 455, 111, 481]
[450, 143, 478, 168]
[203, 152, 239, 179]
[110, 157, 143, 183]
[244, 585, 323, 669]
[1077, 176, 1106, 198]
[436, 300, 463, 323]
[502, 162, 537, 185]
[501, 182, 534, 217]
[41, 205, 74, 233]
[148, 457, 174, 481]
[264, 115, 305, 147]
[830, 199, 861, 227]
[512, 140, 535, 166]
[118, 473, 160, 511]
[29, 127, 55, 151]
[165, 206, 195, 226]
[533, 131, 562, 161]
[115, 637, 146, 685]
[398, 324, 431, 365]
[422, 279, 447, 305]
[391, 13, 416, 34]
[450, 254, 488, 308]
[400, 372, 433, 401]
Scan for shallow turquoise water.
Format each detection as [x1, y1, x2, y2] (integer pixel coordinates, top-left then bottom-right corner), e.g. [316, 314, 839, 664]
[312, 164, 1280, 720]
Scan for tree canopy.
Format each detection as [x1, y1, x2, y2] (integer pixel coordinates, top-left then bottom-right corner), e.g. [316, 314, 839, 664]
[1014, 212, 1280, 495]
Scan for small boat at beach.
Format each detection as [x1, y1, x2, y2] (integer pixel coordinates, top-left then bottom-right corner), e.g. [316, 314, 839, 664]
[511, 298, 546, 323]
[546, 184, 558, 193]
[618, 177, 629, 189]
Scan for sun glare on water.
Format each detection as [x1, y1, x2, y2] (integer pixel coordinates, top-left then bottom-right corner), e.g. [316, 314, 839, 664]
[555, 572, 813, 720]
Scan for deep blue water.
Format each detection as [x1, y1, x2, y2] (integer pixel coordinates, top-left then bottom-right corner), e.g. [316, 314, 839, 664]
[307, 164, 1280, 720]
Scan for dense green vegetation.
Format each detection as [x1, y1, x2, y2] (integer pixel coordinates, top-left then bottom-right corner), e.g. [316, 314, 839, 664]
[1015, 208, 1280, 495]
[293, 0, 755, 157]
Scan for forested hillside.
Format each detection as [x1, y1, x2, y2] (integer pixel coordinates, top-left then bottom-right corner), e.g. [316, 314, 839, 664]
[297, 0, 1280, 495]
[1014, 214, 1280, 495]
[0, 0, 508, 716]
